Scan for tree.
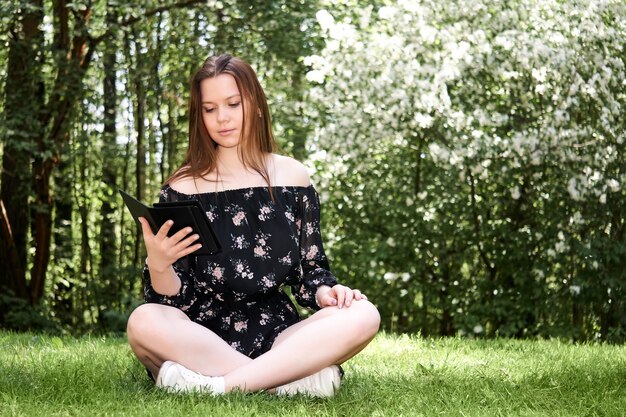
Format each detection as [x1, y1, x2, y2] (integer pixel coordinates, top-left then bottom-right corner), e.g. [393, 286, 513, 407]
[0, 0, 323, 331]
[305, 0, 626, 340]
[0, 0, 206, 323]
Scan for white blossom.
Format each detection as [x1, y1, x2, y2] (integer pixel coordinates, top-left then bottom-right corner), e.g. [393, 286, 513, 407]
[306, 70, 325, 84]
[316, 9, 335, 32]
[510, 186, 521, 200]
[607, 179, 620, 192]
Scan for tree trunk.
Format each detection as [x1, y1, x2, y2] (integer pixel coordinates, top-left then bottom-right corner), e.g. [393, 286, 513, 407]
[98, 5, 119, 316]
[124, 28, 147, 266]
[0, 1, 44, 308]
[30, 157, 55, 304]
[52, 143, 75, 326]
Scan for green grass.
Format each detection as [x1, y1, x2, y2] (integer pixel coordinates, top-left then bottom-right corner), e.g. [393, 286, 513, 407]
[1, 332, 624, 416]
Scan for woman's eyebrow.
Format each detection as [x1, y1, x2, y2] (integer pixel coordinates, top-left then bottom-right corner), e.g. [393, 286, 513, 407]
[201, 94, 241, 104]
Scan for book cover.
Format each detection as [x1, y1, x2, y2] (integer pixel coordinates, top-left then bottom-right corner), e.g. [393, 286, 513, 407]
[118, 189, 221, 256]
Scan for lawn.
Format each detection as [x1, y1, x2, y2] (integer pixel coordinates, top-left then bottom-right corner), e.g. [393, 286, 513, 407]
[1, 331, 624, 416]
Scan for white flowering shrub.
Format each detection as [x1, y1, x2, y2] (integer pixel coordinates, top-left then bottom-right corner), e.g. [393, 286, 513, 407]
[305, 0, 626, 340]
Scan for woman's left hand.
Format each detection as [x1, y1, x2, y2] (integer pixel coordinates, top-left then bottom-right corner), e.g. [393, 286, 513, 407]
[315, 284, 368, 309]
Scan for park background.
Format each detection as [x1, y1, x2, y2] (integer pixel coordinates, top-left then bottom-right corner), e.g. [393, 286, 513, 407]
[0, 0, 624, 343]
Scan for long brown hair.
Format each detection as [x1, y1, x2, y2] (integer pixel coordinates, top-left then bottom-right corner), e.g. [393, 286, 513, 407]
[166, 54, 276, 187]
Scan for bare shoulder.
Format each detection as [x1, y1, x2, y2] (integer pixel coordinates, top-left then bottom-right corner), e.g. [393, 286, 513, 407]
[270, 154, 311, 187]
[167, 170, 202, 194]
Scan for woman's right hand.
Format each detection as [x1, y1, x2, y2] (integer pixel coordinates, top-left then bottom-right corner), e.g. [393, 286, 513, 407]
[138, 217, 202, 272]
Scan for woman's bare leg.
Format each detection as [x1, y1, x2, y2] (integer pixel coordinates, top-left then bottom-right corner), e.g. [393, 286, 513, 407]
[222, 299, 380, 392]
[126, 303, 251, 377]
[127, 300, 379, 393]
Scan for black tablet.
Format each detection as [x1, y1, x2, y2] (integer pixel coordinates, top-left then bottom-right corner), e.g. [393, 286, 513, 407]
[119, 189, 221, 256]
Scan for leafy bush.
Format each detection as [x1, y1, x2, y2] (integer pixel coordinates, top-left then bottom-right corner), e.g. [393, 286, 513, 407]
[305, 0, 626, 340]
[0, 293, 60, 333]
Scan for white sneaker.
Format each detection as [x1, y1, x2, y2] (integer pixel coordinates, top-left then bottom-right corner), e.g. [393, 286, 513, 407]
[276, 365, 342, 398]
[155, 361, 225, 395]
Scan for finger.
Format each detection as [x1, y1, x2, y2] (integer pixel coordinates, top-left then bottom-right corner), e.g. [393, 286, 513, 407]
[156, 220, 174, 240]
[335, 285, 346, 309]
[177, 242, 203, 258]
[138, 217, 155, 240]
[320, 293, 337, 308]
[169, 226, 194, 243]
[173, 234, 200, 252]
[344, 288, 355, 307]
[353, 289, 364, 301]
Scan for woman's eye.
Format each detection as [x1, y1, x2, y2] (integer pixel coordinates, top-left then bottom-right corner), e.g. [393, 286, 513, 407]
[203, 107, 214, 113]
[229, 102, 240, 108]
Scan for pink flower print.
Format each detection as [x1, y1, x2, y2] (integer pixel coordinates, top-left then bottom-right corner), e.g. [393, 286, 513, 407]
[232, 259, 254, 279]
[213, 267, 224, 281]
[305, 245, 319, 260]
[261, 274, 275, 287]
[258, 205, 272, 221]
[233, 211, 246, 226]
[253, 232, 271, 259]
[279, 252, 292, 266]
[260, 313, 270, 325]
[206, 210, 217, 221]
[285, 211, 295, 222]
[231, 234, 249, 250]
[234, 321, 247, 332]
[254, 246, 266, 257]
[306, 223, 315, 236]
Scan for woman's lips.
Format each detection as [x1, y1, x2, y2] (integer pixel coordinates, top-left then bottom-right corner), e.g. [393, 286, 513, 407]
[218, 129, 235, 135]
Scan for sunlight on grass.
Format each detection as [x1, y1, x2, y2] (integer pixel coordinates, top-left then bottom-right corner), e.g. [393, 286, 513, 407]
[1, 332, 624, 416]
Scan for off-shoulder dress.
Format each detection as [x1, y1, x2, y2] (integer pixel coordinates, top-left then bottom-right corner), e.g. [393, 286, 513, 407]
[143, 184, 338, 358]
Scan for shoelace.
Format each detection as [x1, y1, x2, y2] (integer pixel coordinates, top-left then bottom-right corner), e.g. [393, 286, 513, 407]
[180, 367, 211, 386]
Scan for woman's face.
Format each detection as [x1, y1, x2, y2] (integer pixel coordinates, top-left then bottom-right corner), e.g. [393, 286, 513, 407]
[200, 74, 244, 149]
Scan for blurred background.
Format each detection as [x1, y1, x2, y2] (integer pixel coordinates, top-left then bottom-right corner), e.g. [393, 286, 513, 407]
[0, 0, 624, 342]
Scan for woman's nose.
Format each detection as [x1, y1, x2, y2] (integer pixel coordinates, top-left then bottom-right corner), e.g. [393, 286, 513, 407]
[216, 107, 229, 122]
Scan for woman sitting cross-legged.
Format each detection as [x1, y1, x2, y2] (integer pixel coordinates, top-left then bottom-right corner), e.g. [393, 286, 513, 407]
[126, 54, 380, 397]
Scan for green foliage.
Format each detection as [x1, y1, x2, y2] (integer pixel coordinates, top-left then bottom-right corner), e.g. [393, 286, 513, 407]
[0, 0, 323, 333]
[305, 0, 626, 341]
[3, 0, 623, 343]
[0, 294, 59, 333]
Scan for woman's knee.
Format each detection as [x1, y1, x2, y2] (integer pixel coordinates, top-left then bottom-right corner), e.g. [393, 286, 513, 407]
[126, 303, 182, 344]
[357, 300, 381, 333]
[345, 300, 381, 342]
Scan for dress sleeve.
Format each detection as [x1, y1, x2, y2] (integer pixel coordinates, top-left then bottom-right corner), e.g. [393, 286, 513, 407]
[143, 185, 196, 312]
[291, 185, 338, 310]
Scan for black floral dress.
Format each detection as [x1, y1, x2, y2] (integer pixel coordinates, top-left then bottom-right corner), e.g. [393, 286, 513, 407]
[143, 185, 338, 358]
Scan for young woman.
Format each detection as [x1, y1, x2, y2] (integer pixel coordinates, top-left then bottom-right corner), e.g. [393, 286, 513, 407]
[126, 54, 380, 397]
